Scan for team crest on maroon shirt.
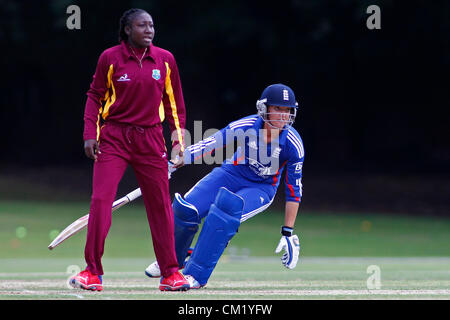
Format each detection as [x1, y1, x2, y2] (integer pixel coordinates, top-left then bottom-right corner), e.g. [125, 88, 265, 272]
[152, 69, 161, 80]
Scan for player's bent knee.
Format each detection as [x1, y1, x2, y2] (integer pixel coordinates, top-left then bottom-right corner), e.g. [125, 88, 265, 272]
[173, 193, 200, 267]
[213, 187, 245, 218]
[173, 193, 200, 225]
[184, 187, 244, 285]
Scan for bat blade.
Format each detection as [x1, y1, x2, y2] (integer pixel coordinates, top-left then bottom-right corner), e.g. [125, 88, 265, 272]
[48, 160, 175, 250]
[48, 214, 89, 250]
[48, 188, 141, 250]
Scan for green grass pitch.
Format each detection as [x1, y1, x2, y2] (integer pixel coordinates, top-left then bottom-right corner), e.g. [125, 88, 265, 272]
[1, 200, 449, 300]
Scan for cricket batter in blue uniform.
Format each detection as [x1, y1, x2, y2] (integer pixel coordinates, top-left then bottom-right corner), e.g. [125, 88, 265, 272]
[145, 84, 304, 289]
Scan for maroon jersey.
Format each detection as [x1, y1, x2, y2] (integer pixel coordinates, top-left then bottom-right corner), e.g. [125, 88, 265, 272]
[83, 41, 186, 150]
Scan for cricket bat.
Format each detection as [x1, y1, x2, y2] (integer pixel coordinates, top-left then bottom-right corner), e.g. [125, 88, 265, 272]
[48, 160, 177, 250]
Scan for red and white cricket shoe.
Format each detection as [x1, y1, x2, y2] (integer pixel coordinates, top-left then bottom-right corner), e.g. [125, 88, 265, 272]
[159, 271, 190, 291]
[69, 269, 103, 291]
[184, 274, 204, 289]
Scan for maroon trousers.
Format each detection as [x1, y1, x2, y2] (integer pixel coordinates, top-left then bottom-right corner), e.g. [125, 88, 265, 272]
[84, 122, 178, 277]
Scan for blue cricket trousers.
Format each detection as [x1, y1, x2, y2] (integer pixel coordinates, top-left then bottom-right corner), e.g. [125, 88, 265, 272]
[183, 166, 277, 222]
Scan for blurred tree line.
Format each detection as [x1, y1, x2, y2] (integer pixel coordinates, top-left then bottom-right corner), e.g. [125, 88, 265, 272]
[0, 0, 449, 175]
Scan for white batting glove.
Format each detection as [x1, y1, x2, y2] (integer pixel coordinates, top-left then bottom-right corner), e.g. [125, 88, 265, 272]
[275, 226, 300, 269]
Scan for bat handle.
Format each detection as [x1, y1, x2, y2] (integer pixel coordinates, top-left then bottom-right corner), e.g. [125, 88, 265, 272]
[126, 188, 142, 202]
[168, 159, 178, 173]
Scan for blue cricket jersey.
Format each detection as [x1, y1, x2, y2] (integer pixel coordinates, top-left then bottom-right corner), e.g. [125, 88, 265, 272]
[184, 115, 305, 203]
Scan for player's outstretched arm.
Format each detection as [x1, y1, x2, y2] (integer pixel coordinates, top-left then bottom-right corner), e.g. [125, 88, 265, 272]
[275, 202, 300, 269]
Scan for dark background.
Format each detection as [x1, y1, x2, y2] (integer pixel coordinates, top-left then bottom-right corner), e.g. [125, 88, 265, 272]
[0, 0, 449, 215]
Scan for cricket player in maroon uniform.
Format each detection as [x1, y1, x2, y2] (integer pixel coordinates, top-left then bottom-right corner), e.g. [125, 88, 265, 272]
[70, 8, 190, 291]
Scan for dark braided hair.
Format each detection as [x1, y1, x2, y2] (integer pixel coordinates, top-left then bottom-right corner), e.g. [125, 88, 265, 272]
[118, 8, 148, 42]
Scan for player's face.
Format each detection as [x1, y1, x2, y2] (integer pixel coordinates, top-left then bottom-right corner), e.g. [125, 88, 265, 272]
[127, 13, 154, 48]
[267, 105, 291, 129]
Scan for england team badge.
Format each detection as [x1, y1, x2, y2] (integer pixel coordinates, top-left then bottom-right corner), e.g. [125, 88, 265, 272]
[152, 69, 161, 80]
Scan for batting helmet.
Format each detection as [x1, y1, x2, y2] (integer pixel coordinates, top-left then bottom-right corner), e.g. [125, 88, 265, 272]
[256, 83, 299, 129]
